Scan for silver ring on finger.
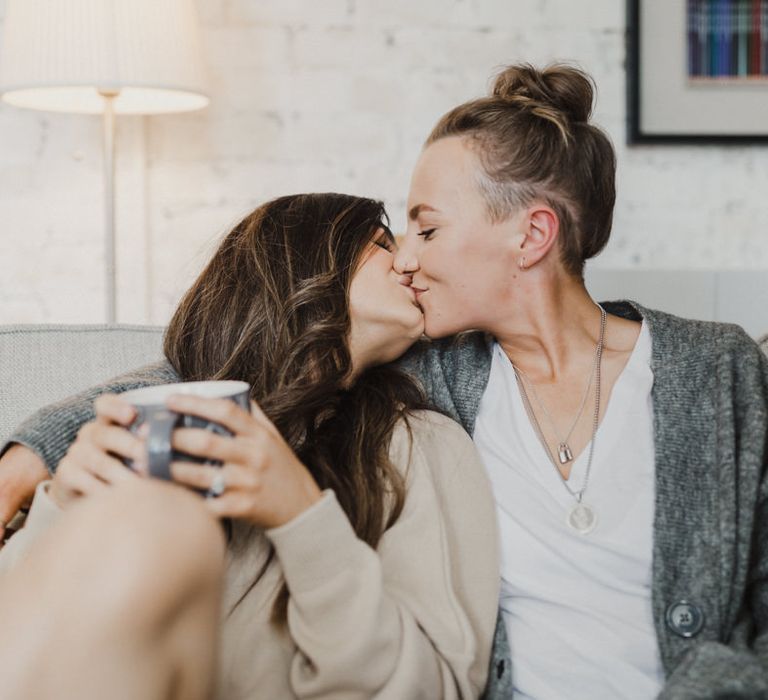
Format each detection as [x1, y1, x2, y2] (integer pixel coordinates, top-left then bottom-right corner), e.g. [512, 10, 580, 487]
[207, 470, 227, 499]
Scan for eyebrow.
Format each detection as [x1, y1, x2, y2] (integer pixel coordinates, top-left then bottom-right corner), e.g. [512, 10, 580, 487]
[408, 204, 439, 221]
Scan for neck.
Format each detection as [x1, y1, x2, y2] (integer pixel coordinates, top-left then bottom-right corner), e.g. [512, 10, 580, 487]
[345, 350, 368, 389]
[493, 268, 603, 382]
[345, 328, 377, 387]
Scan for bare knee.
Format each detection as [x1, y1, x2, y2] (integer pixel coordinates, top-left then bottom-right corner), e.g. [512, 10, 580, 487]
[0, 481, 224, 700]
[51, 480, 225, 626]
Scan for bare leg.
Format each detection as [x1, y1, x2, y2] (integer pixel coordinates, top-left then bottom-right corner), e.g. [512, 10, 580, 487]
[0, 479, 225, 700]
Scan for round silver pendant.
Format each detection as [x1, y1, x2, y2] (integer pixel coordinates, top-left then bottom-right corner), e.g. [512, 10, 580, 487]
[567, 502, 597, 534]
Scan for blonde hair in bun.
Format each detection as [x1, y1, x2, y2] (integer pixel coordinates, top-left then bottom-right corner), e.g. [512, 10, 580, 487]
[492, 63, 594, 129]
[426, 62, 615, 277]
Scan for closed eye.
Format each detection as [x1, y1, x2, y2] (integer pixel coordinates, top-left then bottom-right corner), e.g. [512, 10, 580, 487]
[373, 224, 397, 253]
[418, 228, 436, 240]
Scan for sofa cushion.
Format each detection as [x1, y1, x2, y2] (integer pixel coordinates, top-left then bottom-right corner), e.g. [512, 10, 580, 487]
[0, 324, 164, 445]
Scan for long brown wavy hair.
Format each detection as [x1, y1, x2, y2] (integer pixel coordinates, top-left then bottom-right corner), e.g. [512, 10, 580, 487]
[163, 193, 426, 620]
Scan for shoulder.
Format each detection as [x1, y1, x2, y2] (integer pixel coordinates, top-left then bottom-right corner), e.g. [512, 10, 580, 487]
[117, 360, 179, 387]
[604, 300, 764, 368]
[390, 410, 473, 458]
[397, 333, 491, 376]
[388, 410, 487, 487]
[395, 335, 492, 422]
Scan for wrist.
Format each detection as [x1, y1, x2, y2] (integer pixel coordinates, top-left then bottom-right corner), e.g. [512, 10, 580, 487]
[271, 477, 323, 529]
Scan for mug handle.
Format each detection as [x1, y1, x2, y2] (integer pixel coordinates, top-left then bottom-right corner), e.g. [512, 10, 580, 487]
[145, 409, 179, 481]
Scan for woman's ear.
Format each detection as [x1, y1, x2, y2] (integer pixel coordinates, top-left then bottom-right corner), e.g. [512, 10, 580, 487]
[518, 205, 560, 268]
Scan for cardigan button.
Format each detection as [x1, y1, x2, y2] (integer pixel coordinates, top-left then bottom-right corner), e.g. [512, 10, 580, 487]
[665, 601, 704, 638]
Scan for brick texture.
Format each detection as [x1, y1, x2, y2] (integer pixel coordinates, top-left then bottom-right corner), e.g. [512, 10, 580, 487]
[0, 0, 766, 324]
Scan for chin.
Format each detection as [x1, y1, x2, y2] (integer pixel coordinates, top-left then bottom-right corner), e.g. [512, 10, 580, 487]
[423, 318, 459, 340]
[405, 308, 425, 338]
[383, 330, 423, 364]
[410, 316, 426, 339]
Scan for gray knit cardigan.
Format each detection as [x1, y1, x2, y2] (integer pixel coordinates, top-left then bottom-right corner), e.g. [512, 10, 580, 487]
[9, 301, 768, 699]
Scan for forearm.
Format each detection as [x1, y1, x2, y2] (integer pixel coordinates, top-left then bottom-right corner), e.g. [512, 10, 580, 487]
[660, 448, 768, 700]
[0, 444, 49, 544]
[0, 445, 47, 506]
[4, 360, 178, 472]
[270, 492, 488, 699]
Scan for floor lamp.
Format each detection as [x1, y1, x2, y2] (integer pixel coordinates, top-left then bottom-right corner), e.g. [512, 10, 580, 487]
[0, 0, 209, 323]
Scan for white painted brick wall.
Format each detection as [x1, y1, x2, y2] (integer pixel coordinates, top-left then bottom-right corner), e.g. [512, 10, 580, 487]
[0, 0, 766, 325]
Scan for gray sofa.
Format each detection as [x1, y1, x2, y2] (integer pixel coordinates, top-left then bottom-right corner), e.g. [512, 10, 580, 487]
[0, 324, 164, 446]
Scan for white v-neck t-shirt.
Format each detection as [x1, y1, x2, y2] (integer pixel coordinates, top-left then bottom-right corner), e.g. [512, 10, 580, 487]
[473, 321, 664, 699]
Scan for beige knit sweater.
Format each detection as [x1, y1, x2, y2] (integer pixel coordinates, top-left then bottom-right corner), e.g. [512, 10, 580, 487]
[0, 410, 500, 699]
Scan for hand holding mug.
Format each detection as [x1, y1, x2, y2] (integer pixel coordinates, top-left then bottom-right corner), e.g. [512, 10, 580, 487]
[118, 380, 252, 485]
[167, 395, 323, 530]
[51, 394, 144, 509]
[51, 380, 249, 508]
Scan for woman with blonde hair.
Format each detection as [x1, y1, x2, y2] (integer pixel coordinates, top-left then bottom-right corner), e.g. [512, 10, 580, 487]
[394, 63, 768, 698]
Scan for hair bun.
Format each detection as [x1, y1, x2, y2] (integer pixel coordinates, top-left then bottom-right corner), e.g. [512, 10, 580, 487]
[491, 63, 594, 123]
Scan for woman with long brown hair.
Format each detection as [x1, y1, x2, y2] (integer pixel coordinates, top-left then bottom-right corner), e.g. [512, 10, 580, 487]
[0, 193, 499, 699]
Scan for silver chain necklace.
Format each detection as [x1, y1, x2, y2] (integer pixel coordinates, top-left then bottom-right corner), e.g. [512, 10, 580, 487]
[511, 304, 606, 535]
[514, 347, 597, 465]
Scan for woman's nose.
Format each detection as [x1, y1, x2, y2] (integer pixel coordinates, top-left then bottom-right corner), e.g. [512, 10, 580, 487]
[393, 240, 419, 274]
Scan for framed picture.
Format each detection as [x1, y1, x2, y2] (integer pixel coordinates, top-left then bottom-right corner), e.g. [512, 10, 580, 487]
[627, 0, 768, 143]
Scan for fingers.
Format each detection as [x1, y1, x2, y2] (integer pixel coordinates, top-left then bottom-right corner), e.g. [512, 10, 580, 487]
[170, 462, 219, 492]
[50, 449, 113, 507]
[56, 460, 109, 496]
[170, 423, 258, 464]
[50, 419, 143, 509]
[74, 421, 147, 475]
[170, 462, 259, 520]
[63, 436, 137, 485]
[170, 462, 251, 493]
[94, 393, 137, 427]
[78, 421, 145, 465]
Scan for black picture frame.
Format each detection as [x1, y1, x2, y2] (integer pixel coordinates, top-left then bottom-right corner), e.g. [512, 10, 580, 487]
[627, 0, 768, 144]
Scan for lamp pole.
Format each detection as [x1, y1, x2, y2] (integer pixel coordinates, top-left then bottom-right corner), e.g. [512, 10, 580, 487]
[0, 0, 210, 325]
[100, 89, 119, 324]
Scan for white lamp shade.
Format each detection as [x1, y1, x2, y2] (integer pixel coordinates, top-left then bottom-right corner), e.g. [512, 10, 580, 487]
[0, 0, 209, 114]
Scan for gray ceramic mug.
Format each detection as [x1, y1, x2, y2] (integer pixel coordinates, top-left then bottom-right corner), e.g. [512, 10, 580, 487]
[120, 380, 251, 482]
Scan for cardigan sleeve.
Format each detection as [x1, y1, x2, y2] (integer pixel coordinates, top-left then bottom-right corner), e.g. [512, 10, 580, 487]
[267, 411, 500, 699]
[658, 496, 768, 698]
[395, 334, 490, 433]
[658, 338, 768, 699]
[396, 340, 450, 409]
[2, 360, 179, 473]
